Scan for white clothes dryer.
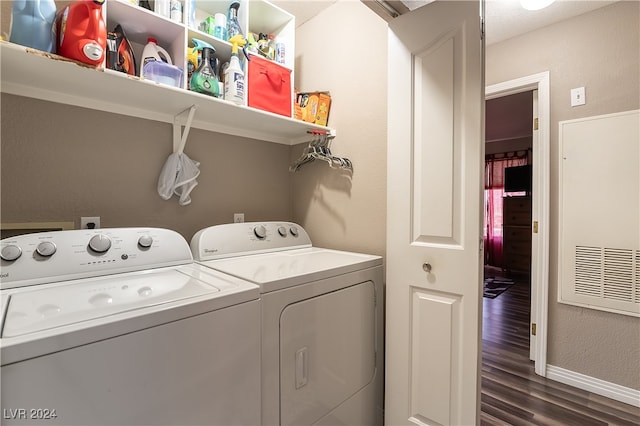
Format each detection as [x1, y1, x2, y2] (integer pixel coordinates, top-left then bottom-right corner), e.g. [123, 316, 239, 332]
[0, 228, 261, 426]
[191, 222, 384, 426]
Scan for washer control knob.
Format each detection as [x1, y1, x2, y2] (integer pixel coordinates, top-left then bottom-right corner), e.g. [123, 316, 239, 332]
[88, 234, 112, 253]
[290, 226, 299, 237]
[36, 241, 57, 257]
[254, 225, 267, 239]
[138, 235, 153, 248]
[1, 245, 22, 261]
[278, 226, 287, 237]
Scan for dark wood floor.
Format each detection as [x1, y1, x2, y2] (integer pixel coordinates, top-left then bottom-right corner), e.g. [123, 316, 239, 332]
[480, 270, 640, 425]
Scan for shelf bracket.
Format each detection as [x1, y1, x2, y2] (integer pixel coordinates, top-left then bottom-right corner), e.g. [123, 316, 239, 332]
[173, 105, 197, 154]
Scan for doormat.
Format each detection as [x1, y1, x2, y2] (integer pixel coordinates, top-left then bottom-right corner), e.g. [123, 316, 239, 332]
[483, 276, 514, 299]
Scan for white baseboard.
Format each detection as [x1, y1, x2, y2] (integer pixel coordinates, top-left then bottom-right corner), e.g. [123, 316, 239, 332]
[546, 364, 640, 408]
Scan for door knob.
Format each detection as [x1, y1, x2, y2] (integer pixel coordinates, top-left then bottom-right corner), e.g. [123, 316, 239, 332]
[422, 262, 432, 273]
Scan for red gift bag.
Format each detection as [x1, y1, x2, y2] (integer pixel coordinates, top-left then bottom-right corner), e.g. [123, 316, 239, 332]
[247, 54, 292, 117]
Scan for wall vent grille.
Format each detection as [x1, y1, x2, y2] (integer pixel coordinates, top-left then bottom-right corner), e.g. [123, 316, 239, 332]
[603, 248, 634, 302]
[575, 246, 603, 297]
[573, 245, 640, 312]
[636, 251, 640, 304]
[575, 246, 640, 303]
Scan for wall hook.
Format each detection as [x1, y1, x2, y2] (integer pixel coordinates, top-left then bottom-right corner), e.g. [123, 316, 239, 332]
[173, 105, 197, 154]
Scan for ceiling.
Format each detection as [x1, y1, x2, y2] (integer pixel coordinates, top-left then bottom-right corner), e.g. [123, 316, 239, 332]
[484, 0, 618, 45]
[271, 0, 618, 45]
[485, 91, 533, 142]
[272, 0, 619, 144]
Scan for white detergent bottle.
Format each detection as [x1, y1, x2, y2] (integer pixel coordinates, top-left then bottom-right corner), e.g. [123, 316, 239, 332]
[224, 34, 247, 105]
[140, 38, 172, 77]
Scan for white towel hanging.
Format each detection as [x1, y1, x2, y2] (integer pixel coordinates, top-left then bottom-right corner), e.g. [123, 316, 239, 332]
[157, 105, 200, 206]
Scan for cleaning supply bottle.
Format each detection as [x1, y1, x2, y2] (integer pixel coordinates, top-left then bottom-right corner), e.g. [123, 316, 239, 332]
[140, 38, 172, 76]
[246, 32, 259, 54]
[257, 32, 269, 58]
[213, 13, 227, 40]
[267, 33, 276, 60]
[226, 1, 242, 41]
[187, 38, 215, 89]
[54, 0, 107, 66]
[190, 45, 219, 97]
[169, 0, 182, 23]
[224, 34, 247, 105]
[186, 0, 196, 28]
[154, 0, 170, 18]
[275, 36, 286, 64]
[10, 0, 57, 52]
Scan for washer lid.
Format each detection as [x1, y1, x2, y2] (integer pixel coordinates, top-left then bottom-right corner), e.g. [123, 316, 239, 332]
[2, 268, 218, 338]
[202, 247, 382, 293]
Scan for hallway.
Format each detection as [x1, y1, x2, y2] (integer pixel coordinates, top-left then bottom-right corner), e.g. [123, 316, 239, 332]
[480, 274, 640, 425]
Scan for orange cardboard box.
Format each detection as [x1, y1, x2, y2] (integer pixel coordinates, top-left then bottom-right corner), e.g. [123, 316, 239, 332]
[296, 91, 331, 126]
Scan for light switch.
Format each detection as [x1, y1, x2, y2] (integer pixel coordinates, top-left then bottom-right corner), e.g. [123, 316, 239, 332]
[571, 87, 586, 107]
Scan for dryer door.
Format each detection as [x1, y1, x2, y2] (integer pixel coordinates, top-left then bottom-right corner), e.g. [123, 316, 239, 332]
[280, 281, 376, 425]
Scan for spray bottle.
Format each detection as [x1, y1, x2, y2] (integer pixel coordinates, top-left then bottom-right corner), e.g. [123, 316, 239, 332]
[190, 43, 220, 97]
[226, 1, 242, 41]
[224, 35, 247, 105]
[187, 38, 215, 89]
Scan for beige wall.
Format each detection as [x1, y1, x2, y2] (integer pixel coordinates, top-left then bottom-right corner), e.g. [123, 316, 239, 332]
[487, 1, 640, 389]
[291, 0, 388, 257]
[1, 94, 293, 240]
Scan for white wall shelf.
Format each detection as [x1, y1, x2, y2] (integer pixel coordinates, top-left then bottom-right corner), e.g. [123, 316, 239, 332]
[1, 41, 330, 145]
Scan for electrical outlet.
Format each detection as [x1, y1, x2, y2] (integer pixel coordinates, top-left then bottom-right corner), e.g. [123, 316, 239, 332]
[80, 216, 100, 229]
[234, 213, 245, 223]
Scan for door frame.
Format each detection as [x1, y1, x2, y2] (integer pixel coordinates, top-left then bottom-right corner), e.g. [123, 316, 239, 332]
[486, 71, 550, 376]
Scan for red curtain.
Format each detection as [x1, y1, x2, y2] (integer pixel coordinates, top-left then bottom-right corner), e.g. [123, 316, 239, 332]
[484, 153, 528, 268]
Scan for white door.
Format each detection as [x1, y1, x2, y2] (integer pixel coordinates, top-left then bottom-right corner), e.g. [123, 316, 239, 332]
[385, 1, 484, 425]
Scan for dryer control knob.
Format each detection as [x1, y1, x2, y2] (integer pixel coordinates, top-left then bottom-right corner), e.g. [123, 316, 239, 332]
[36, 241, 57, 257]
[1, 245, 22, 261]
[138, 235, 153, 248]
[89, 234, 112, 253]
[254, 225, 267, 239]
[290, 226, 299, 237]
[278, 226, 287, 237]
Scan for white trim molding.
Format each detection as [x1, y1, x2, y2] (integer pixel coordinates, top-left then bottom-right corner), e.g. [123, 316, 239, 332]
[546, 365, 640, 408]
[486, 71, 550, 377]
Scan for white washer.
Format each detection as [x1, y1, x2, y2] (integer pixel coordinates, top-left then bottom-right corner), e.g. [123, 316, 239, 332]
[191, 222, 384, 426]
[0, 228, 261, 426]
